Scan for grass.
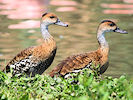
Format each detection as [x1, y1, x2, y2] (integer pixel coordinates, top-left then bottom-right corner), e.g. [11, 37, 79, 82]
[0, 67, 133, 100]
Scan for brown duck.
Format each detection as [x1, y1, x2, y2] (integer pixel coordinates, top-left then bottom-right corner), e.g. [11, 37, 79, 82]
[49, 20, 128, 78]
[3, 13, 68, 77]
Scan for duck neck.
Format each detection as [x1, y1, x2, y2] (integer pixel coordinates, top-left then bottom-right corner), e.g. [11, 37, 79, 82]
[97, 30, 108, 48]
[40, 23, 52, 40]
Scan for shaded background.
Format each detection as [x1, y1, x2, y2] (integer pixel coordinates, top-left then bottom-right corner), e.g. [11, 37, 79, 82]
[0, 0, 132, 77]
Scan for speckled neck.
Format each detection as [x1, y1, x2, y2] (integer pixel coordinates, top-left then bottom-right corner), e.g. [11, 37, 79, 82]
[40, 23, 52, 40]
[97, 30, 109, 48]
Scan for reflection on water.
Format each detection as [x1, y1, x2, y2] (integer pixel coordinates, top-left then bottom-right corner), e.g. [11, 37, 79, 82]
[56, 7, 77, 12]
[8, 20, 40, 29]
[0, 0, 133, 77]
[50, 0, 78, 6]
[101, 4, 133, 9]
[123, 0, 133, 3]
[0, 0, 46, 19]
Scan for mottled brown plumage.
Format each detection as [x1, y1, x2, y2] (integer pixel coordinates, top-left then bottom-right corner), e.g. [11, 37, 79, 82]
[4, 46, 34, 73]
[49, 20, 127, 78]
[3, 13, 68, 77]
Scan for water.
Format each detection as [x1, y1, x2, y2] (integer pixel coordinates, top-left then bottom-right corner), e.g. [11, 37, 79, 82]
[0, 0, 133, 77]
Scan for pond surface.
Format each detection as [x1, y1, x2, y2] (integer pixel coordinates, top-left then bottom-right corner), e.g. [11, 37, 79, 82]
[0, 0, 133, 77]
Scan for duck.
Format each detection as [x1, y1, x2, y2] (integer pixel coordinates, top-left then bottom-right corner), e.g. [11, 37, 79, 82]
[3, 13, 68, 77]
[49, 20, 128, 78]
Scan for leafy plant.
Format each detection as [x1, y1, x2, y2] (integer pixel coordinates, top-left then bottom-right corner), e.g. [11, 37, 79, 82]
[0, 66, 133, 100]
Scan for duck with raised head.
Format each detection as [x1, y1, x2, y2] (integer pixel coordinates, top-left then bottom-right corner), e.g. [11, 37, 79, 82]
[3, 13, 68, 77]
[49, 20, 128, 78]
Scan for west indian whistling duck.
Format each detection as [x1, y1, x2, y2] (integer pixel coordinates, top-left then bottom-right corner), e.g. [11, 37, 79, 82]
[49, 20, 128, 78]
[3, 13, 68, 77]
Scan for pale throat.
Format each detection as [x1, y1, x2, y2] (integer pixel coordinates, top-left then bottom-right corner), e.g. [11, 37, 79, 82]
[40, 23, 52, 40]
[97, 30, 109, 48]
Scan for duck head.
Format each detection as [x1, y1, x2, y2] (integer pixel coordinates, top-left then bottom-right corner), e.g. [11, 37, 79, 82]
[41, 13, 68, 27]
[98, 20, 128, 34]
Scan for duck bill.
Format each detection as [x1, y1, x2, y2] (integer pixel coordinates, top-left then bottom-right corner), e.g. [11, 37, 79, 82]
[54, 19, 68, 27]
[114, 27, 128, 34]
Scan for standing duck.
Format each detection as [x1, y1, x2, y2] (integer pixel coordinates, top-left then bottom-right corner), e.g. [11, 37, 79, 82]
[49, 20, 127, 78]
[3, 13, 68, 77]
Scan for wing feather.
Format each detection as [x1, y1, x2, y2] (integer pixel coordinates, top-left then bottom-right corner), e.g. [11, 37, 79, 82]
[49, 51, 100, 77]
[3, 46, 34, 72]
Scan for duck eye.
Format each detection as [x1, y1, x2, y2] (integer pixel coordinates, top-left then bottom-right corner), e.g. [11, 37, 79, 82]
[50, 16, 55, 19]
[109, 23, 115, 27]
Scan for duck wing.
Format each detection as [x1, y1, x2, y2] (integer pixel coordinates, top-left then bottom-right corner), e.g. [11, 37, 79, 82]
[49, 51, 101, 77]
[3, 46, 34, 73]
